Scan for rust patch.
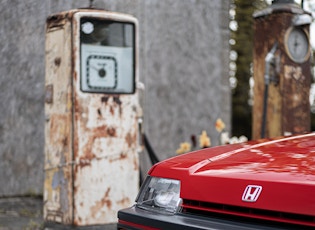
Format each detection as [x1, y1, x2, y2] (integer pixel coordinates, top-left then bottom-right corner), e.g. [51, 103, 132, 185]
[49, 114, 69, 148]
[125, 132, 137, 148]
[79, 159, 92, 168]
[113, 96, 123, 116]
[125, 133, 133, 148]
[113, 96, 122, 105]
[90, 188, 112, 219]
[62, 137, 68, 146]
[78, 124, 120, 168]
[71, 10, 79, 83]
[120, 153, 127, 160]
[133, 154, 139, 171]
[90, 125, 108, 136]
[73, 96, 82, 122]
[46, 11, 76, 30]
[107, 127, 116, 137]
[46, 15, 66, 29]
[105, 188, 110, 197]
[284, 65, 305, 82]
[110, 106, 114, 115]
[117, 197, 131, 207]
[108, 153, 127, 163]
[73, 217, 82, 226]
[101, 96, 109, 103]
[97, 108, 102, 117]
[73, 68, 77, 81]
[54, 57, 61, 66]
[78, 137, 95, 165]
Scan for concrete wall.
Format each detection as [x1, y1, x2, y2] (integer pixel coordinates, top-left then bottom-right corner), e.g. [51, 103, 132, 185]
[0, 0, 230, 196]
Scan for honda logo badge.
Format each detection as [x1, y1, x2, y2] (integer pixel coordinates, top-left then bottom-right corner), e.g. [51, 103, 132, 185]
[242, 185, 262, 202]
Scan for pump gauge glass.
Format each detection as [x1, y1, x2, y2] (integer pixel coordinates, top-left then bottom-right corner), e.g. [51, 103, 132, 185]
[284, 27, 310, 63]
[80, 17, 135, 94]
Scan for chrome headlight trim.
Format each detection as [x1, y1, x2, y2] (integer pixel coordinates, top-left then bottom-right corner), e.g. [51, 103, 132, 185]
[136, 176, 182, 215]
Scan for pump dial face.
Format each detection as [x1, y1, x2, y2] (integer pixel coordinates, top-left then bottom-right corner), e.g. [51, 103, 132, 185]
[86, 55, 117, 90]
[284, 27, 310, 63]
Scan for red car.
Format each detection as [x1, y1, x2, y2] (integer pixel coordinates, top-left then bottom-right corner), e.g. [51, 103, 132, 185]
[118, 133, 315, 229]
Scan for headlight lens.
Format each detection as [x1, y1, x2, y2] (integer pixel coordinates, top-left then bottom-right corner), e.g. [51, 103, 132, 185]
[136, 176, 182, 215]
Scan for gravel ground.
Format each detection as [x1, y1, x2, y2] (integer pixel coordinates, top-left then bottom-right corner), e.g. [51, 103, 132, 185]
[0, 197, 117, 230]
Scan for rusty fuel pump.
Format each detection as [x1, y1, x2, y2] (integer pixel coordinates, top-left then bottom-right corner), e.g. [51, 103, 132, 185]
[252, 0, 312, 139]
[44, 9, 142, 226]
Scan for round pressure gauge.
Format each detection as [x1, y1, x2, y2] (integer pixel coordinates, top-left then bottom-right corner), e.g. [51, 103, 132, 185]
[86, 54, 117, 89]
[284, 27, 310, 63]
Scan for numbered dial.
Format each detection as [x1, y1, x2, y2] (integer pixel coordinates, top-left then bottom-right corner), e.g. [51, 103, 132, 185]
[86, 55, 117, 89]
[285, 27, 310, 63]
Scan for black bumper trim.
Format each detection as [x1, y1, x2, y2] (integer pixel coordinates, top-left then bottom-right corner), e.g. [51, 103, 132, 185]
[118, 206, 302, 230]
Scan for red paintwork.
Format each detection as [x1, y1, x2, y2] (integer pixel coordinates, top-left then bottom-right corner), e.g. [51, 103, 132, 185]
[150, 133, 315, 221]
[118, 220, 159, 230]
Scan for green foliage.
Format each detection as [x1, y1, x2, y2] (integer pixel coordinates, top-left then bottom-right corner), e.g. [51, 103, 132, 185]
[231, 0, 267, 138]
[24, 220, 44, 230]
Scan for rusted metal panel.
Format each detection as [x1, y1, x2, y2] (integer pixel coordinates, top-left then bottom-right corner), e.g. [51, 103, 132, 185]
[282, 64, 311, 134]
[72, 93, 140, 225]
[253, 4, 311, 139]
[44, 13, 74, 224]
[44, 9, 140, 226]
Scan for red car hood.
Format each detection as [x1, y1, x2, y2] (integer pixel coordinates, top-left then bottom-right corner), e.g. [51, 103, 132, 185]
[149, 133, 315, 217]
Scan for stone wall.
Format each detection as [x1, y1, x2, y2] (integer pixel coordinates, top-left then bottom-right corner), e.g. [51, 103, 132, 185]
[0, 0, 230, 196]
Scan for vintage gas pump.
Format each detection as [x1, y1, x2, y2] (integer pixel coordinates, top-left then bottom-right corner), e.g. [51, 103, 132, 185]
[252, 0, 312, 139]
[44, 9, 141, 226]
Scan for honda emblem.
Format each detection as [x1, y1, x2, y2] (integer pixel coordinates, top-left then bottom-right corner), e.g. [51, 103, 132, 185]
[242, 185, 262, 202]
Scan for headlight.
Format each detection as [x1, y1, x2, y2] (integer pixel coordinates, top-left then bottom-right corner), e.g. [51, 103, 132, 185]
[136, 176, 182, 215]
